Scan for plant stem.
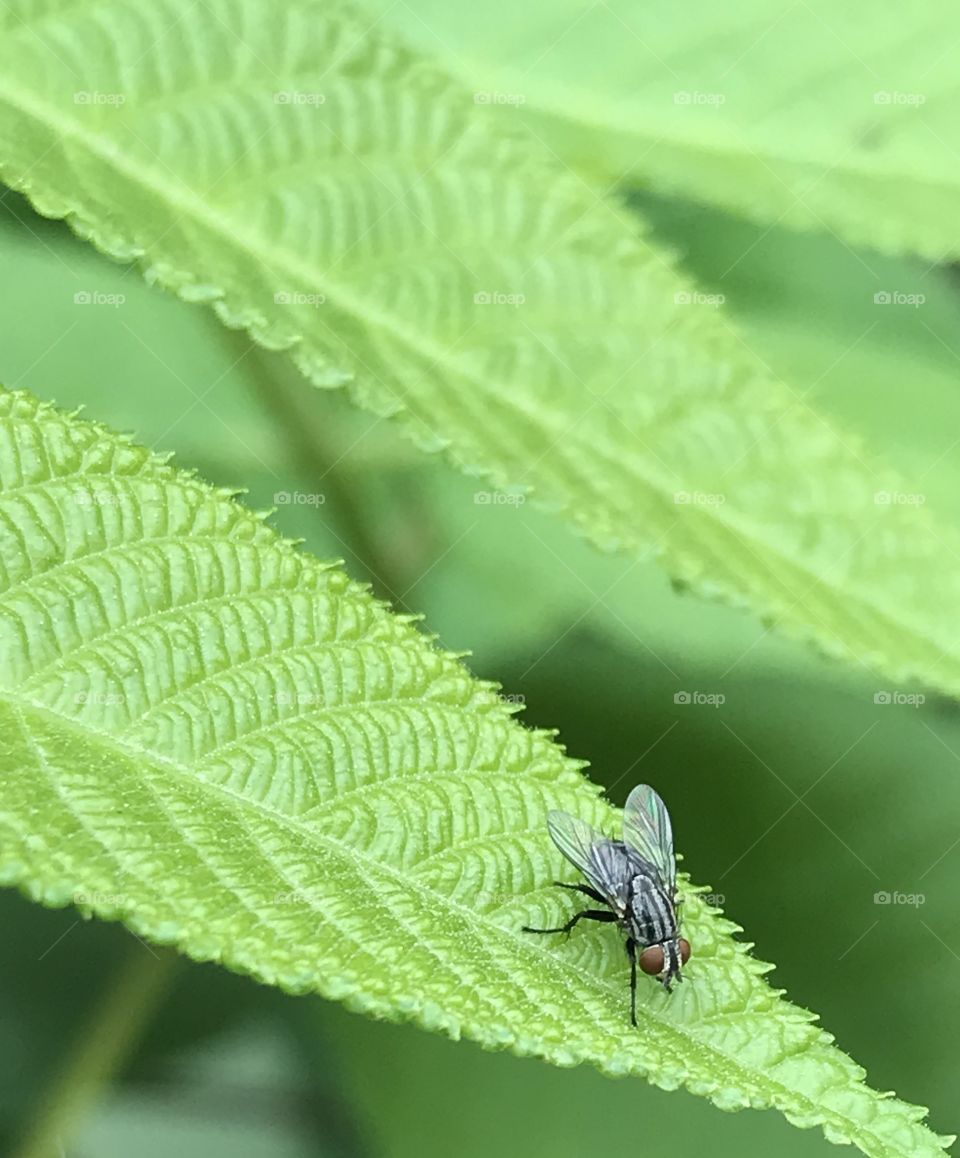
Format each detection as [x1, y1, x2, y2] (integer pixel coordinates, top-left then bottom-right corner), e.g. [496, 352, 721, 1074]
[222, 329, 411, 608]
[12, 945, 178, 1158]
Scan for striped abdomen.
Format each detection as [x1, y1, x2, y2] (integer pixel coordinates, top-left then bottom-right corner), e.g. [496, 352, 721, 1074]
[626, 867, 677, 946]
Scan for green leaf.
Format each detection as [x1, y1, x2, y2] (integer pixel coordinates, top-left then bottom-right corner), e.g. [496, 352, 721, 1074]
[364, 0, 960, 260]
[0, 387, 952, 1157]
[3, 0, 960, 702]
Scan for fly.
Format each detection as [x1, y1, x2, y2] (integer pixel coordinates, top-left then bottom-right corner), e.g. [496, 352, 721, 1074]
[522, 783, 690, 1026]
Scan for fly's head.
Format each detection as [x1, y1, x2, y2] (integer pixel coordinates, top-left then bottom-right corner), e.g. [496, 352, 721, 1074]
[639, 937, 691, 991]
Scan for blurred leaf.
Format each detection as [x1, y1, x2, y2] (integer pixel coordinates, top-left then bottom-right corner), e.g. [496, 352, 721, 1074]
[0, 194, 766, 676]
[365, 0, 960, 259]
[6, 4, 960, 704]
[0, 193, 280, 481]
[316, 999, 837, 1158]
[0, 192, 575, 660]
[634, 192, 960, 509]
[0, 389, 950, 1157]
[80, 1016, 360, 1158]
[0, 889, 362, 1157]
[0, 893, 136, 1152]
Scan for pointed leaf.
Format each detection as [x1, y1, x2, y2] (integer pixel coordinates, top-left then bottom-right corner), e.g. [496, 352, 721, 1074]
[0, 387, 952, 1157]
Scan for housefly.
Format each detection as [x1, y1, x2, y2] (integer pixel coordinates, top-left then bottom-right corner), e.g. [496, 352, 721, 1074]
[523, 783, 690, 1026]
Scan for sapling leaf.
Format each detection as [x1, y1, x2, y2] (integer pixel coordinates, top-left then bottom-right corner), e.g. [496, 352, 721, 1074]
[2, 1, 960, 703]
[364, 0, 960, 261]
[0, 388, 951, 1158]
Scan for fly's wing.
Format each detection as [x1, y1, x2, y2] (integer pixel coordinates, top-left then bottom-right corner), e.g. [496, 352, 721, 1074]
[545, 810, 622, 905]
[622, 784, 676, 893]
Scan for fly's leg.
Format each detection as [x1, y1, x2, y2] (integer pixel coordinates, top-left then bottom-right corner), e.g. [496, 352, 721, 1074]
[553, 881, 607, 905]
[522, 909, 616, 935]
[626, 938, 637, 1027]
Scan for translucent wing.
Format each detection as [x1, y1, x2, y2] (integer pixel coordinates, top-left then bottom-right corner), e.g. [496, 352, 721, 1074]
[622, 784, 675, 891]
[545, 810, 626, 906]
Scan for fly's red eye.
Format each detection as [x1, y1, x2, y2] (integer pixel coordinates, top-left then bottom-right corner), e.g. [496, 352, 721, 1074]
[639, 945, 664, 975]
[678, 938, 691, 965]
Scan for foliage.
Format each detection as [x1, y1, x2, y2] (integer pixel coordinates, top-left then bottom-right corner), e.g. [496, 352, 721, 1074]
[0, 1, 957, 1155]
[0, 388, 950, 1157]
[2, 0, 960, 702]
[366, 0, 960, 259]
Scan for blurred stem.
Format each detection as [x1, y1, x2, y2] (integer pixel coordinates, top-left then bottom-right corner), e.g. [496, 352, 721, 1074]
[13, 945, 178, 1158]
[267, 992, 374, 1158]
[222, 328, 410, 608]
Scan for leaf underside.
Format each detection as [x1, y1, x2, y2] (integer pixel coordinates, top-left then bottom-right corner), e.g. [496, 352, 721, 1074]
[363, 0, 960, 260]
[1, 1, 960, 705]
[0, 387, 951, 1158]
